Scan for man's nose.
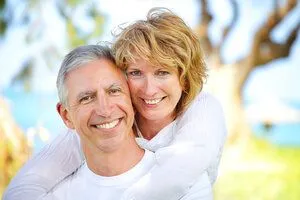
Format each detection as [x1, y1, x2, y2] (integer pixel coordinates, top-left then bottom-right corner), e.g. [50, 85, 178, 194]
[95, 94, 112, 117]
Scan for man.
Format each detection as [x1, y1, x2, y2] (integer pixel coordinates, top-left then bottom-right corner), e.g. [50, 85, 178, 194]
[43, 44, 155, 199]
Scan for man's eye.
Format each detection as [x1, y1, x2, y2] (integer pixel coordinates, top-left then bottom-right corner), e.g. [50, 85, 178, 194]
[80, 96, 94, 104]
[156, 70, 170, 76]
[127, 70, 141, 76]
[108, 88, 121, 95]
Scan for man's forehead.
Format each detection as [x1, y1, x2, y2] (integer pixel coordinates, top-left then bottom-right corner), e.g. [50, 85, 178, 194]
[100, 70, 127, 87]
[66, 63, 128, 90]
[66, 59, 123, 79]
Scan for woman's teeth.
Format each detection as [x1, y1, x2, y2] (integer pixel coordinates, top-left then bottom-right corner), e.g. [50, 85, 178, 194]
[96, 119, 119, 129]
[144, 98, 163, 105]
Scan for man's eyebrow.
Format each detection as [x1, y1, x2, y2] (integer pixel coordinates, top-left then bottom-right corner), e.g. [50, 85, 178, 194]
[110, 83, 121, 88]
[106, 82, 122, 90]
[76, 91, 95, 101]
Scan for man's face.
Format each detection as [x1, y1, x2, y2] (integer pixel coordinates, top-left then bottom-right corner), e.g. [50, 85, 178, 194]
[58, 58, 135, 153]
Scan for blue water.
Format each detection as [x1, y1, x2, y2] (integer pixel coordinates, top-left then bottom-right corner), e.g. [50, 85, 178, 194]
[253, 123, 300, 147]
[2, 87, 65, 152]
[2, 87, 300, 151]
[246, 100, 300, 147]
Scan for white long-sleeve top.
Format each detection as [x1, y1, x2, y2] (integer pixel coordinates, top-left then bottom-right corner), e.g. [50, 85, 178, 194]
[3, 92, 227, 200]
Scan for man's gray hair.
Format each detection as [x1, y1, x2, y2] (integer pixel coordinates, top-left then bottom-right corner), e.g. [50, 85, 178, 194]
[56, 44, 115, 106]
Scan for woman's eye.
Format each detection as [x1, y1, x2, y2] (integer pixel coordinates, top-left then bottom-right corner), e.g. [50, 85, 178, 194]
[127, 70, 141, 76]
[80, 96, 94, 104]
[156, 70, 170, 76]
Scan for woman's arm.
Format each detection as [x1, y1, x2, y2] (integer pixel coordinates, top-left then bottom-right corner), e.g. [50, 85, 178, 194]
[3, 129, 84, 200]
[122, 92, 227, 200]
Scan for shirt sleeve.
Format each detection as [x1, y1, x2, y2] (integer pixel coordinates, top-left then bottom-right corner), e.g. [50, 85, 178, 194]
[3, 129, 84, 200]
[122, 93, 227, 200]
[179, 171, 213, 200]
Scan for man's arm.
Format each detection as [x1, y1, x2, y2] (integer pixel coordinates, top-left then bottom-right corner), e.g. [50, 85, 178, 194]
[3, 129, 84, 200]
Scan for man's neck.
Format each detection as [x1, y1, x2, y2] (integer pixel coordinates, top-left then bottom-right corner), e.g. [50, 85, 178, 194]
[83, 133, 144, 176]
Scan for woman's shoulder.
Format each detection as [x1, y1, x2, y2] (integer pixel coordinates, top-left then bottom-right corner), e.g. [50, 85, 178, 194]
[195, 91, 220, 103]
[175, 91, 223, 127]
[185, 91, 223, 116]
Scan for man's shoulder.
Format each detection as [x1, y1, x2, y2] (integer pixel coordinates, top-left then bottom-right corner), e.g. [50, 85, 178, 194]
[133, 149, 156, 175]
[48, 164, 86, 198]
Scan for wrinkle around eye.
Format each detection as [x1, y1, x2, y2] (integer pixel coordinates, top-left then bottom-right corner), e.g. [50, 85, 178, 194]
[108, 88, 122, 96]
[80, 95, 94, 104]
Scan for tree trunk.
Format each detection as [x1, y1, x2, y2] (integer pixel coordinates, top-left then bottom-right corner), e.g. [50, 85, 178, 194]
[205, 65, 252, 143]
[0, 96, 31, 197]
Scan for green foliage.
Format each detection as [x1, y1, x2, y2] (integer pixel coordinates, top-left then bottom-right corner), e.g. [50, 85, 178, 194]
[10, 60, 34, 92]
[0, 0, 6, 35]
[0, 0, 4, 8]
[89, 9, 105, 39]
[66, 7, 105, 49]
[214, 137, 300, 200]
[67, 18, 85, 47]
[0, 137, 31, 199]
[66, 0, 83, 7]
[0, 99, 32, 199]
[0, 16, 7, 35]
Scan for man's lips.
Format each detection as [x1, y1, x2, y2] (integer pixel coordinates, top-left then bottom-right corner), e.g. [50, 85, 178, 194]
[91, 118, 121, 129]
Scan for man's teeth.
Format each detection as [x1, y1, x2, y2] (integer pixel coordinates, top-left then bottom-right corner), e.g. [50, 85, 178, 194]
[144, 98, 163, 105]
[96, 119, 119, 129]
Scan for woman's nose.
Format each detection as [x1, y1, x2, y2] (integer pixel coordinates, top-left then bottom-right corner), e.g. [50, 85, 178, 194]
[142, 76, 158, 97]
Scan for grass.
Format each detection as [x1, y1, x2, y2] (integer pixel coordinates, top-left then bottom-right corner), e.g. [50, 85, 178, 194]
[214, 136, 300, 200]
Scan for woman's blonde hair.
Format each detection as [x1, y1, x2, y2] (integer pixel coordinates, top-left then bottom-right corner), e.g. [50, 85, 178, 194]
[113, 7, 207, 116]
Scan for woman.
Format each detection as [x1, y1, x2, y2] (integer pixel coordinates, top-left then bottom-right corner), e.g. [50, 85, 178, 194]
[4, 8, 226, 200]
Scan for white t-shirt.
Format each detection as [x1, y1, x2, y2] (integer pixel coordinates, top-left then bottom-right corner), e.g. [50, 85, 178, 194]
[4, 92, 226, 200]
[46, 150, 155, 200]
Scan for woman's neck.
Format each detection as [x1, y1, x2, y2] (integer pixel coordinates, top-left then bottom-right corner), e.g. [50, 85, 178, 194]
[136, 113, 176, 140]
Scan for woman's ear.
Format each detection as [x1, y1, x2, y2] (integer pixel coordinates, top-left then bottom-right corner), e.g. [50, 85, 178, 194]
[56, 103, 75, 129]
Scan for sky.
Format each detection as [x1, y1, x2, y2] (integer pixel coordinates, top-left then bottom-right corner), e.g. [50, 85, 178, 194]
[0, 0, 299, 102]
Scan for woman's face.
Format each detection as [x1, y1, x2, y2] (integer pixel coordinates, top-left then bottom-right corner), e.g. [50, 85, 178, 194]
[126, 59, 182, 123]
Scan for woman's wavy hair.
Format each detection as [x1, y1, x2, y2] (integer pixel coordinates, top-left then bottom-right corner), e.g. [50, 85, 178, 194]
[113, 7, 207, 116]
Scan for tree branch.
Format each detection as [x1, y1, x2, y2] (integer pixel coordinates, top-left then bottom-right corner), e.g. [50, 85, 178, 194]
[255, 22, 299, 66]
[235, 0, 298, 95]
[196, 0, 213, 56]
[252, 0, 298, 66]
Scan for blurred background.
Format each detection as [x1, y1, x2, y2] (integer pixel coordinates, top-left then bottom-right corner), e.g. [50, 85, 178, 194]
[0, 0, 299, 199]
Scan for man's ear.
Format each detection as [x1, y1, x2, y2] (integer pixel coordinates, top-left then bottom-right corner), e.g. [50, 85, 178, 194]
[57, 103, 75, 129]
